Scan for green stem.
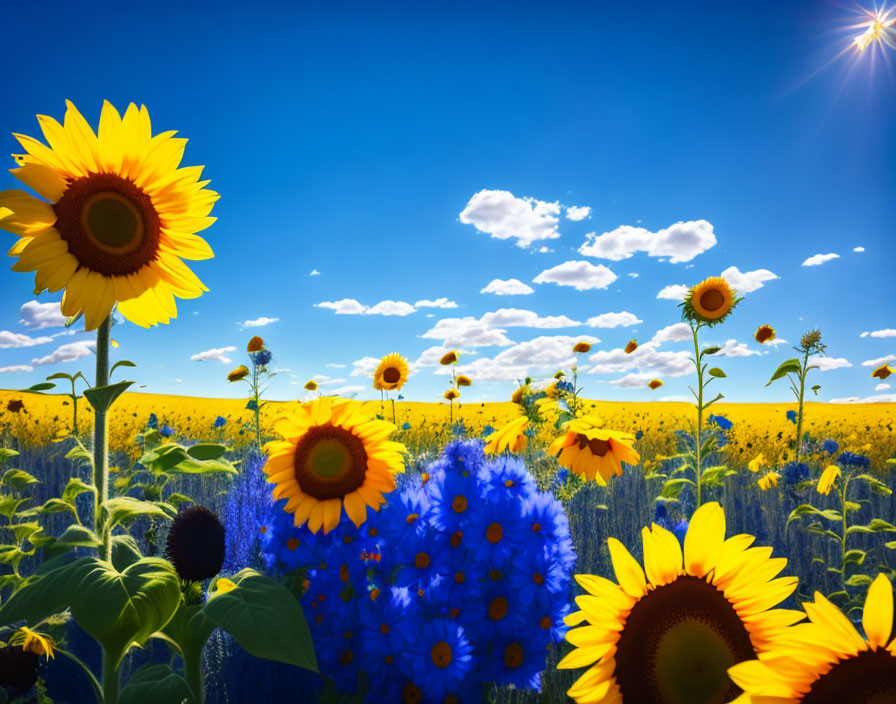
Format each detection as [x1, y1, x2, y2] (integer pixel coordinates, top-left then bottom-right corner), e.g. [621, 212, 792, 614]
[55, 647, 103, 703]
[184, 647, 205, 704]
[840, 474, 849, 590]
[252, 365, 261, 450]
[692, 324, 704, 510]
[794, 348, 810, 464]
[93, 316, 111, 561]
[102, 649, 119, 704]
[391, 397, 397, 426]
[572, 366, 579, 415]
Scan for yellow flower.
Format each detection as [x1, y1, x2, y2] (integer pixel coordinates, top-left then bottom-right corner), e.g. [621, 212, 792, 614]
[0, 101, 217, 331]
[816, 465, 841, 495]
[758, 470, 780, 491]
[484, 416, 529, 455]
[510, 385, 528, 405]
[648, 379, 663, 390]
[729, 573, 896, 703]
[15, 627, 55, 660]
[554, 370, 566, 379]
[440, 351, 458, 365]
[573, 341, 592, 354]
[456, 375, 472, 387]
[561, 503, 802, 704]
[443, 389, 460, 401]
[212, 577, 238, 594]
[263, 397, 406, 534]
[548, 415, 640, 485]
[373, 353, 409, 391]
[624, 339, 638, 354]
[872, 363, 893, 380]
[247, 336, 264, 352]
[304, 380, 318, 391]
[227, 365, 249, 382]
[684, 277, 736, 324]
[754, 324, 776, 344]
[748, 452, 766, 473]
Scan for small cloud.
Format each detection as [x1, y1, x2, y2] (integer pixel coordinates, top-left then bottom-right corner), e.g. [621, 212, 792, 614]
[811, 356, 851, 371]
[366, 300, 417, 316]
[240, 317, 279, 328]
[315, 299, 368, 315]
[876, 383, 891, 391]
[533, 260, 617, 291]
[422, 317, 514, 347]
[415, 298, 458, 309]
[656, 284, 689, 301]
[578, 220, 717, 263]
[326, 363, 347, 368]
[32, 340, 96, 366]
[0, 364, 34, 373]
[651, 323, 692, 344]
[862, 354, 896, 367]
[713, 339, 760, 358]
[628, 272, 639, 278]
[608, 372, 656, 388]
[829, 394, 896, 404]
[565, 205, 591, 221]
[861, 331, 869, 338]
[480, 278, 535, 296]
[459, 189, 561, 248]
[720, 266, 778, 294]
[480, 308, 581, 329]
[0, 330, 54, 349]
[190, 346, 237, 363]
[853, 247, 865, 252]
[349, 357, 381, 378]
[310, 269, 321, 276]
[869, 329, 896, 338]
[586, 311, 643, 328]
[19, 301, 66, 329]
[537, 246, 552, 253]
[802, 253, 839, 267]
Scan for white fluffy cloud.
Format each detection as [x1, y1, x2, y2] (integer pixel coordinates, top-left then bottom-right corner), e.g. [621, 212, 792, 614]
[876, 383, 891, 391]
[650, 323, 692, 344]
[713, 339, 760, 357]
[480, 278, 534, 296]
[415, 298, 458, 309]
[533, 260, 617, 291]
[240, 317, 279, 328]
[316, 299, 368, 315]
[0, 365, 34, 373]
[0, 330, 54, 349]
[588, 343, 692, 378]
[367, 300, 417, 316]
[32, 340, 96, 366]
[868, 329, 896, 338]
[325, 385, 366, 397]
[421, 317, 514, 348]
[480, 308, 581, 329]
[459, 190, 561, 248]
[862, 354, 896, 367]
[802, 253, 839, 267]
[19, 301, 66, 330]
[586, 311, 642, 328]
[830, 394, 896, 404]
[315, 299, 419, 316]
[349, 357, 381, 378]
[656, 284, 689, 301]
[565, 205, 591, 221]
[310, 269, 321, 276]
[608, 372, 657, 388]
[720, 266, 778, 293]
[578, 220, 716, 263]
[452, 335, 600, 381]
[853, 247, 865, 252]
[191, 346, 237, 363]
[811, 356, 852, 371]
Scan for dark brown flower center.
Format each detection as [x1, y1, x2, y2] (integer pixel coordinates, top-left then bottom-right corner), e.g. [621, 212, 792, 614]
[54, 172, 160, 276]
[802, 649, 896, 704]
[293, 423, 368, 500]
[614, 575, 754, 704]
[489, 596, 508, 621]
[383, 367, 401, 384]
[577, 434, 611, 456]
[504, 642, 524, 669]
[431, 641, 453, 669]
[699, 289, 725, 312]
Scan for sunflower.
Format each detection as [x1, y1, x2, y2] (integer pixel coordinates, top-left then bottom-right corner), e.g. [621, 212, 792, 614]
[754, 325, 776, 344]
[263, 397, 406, 534]
[440, 351, 458, 365]
[624, 340, 638, 354]
[648, 379, 663, 390]
[247, 336, 264, 352]
[747, 453, 765, 473]
[12, 627, 55, 660]
[683, 277, 737, 325]
[560, 502, 803, 704]
[729, 573, 896, 703]
[758, 471, 780, 491]
[165, 505, 225, 581]
[456, 375, 472, 387]
[510, 385, 528, 405]
[227, 365, 249, 382]
[484, 416, 529, 455]
[548, 415, 640, 485]
[816, 465, 841, 496]
[0, 101, 218, 331]
[374, 353, 409, 391]
[304, 379, 319, 391]
[872, 363, 893, 380]
[573, 341, 592, 354]
[444, 389, 460, 401]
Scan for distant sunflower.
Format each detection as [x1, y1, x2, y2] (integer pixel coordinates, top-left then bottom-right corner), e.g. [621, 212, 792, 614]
[624, 339, 638, 354]
[247, 336, 264, 352]
[729, 573, 896, 704]
[263, 397, 406, 534]
[304, 379, 318, 391]
[754, 325, 776, 344]
[683, 277, 737, 325]
[440, 351, 458, 365]
[561, 502, 802, 704]
[748, 453, 766, 473]
[548, 415, 640, 485]
[872, 363, 893, 380]
[510, 385, 528, 405]
[758, 471, 780, 491]
[816, 465, 841, 495]
[484, 416, 529, 455]
[648, 379, 663, 390]
[227, 365, 249, 382]
[12, 628, 55, 660]
[0, 101, 218, 331]
[444, 389, 460, 401]
[374, 353, 409, 391]
[456, 375, 472, 387]
[573, 341, 592, 354]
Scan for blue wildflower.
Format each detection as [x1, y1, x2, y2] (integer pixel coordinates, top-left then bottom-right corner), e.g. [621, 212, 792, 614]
[782, 461, 810, 484]
[823, 439, 839, 455]
[708, 414, 733, 431]
[464, 496, 530, 570]
[159, 424, 174, 438]
[838, 452, 870, 469]
[147, 412, 158, 429]
[786, 410, 798, 424]
[452, 421, 467, 436]
[222, 452, 272, 572]
[557, 380, 575, 393]
[252, 349, 273, 367]
[214, 416, 227, 428]
[401, 422, 411, 431]
[672, 520, 689, 545]
[478, 454, 537, 503]
[481, 424, 495, 437]
[654, 502, 672, 531]
[407, 619, 473, 696]
[490, 632, 549, 690]
[635, 430, 644, 440]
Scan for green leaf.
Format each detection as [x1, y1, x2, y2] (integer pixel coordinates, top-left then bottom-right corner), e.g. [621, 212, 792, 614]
[766, 358, 802, 386]
[703, 393, 724, 408]
[707, 367, 726, 378]
[22, 382, 56, 393]
[786, 504, 842, 529]
[843, 549, 866, 566]
[0, 556, 180, 668]
[25, 498, 79, 519]
[46, 372, 74, 382]
[700, 465, 734, 487]
[827, 590, 850, 606]
[142, 444, 237, 477]
[62, 477, 96, 505]
[83, 380, 134, 414]
[10, 521, 43, 543]
[65, 439, 94, 469]
[702, 346, 721, 356]
[111, 534, 143, 571]
[811, 384, 821, 395]
[0, 448, 20, 465]
[162, 600, 217, 674]
[54, 524, 103, 550]
[186, 443, 228, 461]
[119, 664, 193, 704]
[659, 477, 695, 499]
[203, 569, 318, 672]
[104, 497, 176, 530]
[110, 360, 137, 377]
[165, 493, 195, 508]
[1, 468, 39, 492]
[0, 495, 29, 521]
[853, 474, 892, 496]
[845, 574, 874, 587]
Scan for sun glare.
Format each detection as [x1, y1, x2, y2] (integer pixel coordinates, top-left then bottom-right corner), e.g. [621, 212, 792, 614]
[853, 7, 896, 51]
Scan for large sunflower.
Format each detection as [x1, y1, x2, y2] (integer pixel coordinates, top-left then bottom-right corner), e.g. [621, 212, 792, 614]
[560, 502, 803, 704]
[0, 101, 217, 330]
[263, 397, 406, 534]
[373, 353, 409, 391]
[729, 573, 896, 703]
[683, 277, 737, 325]
[548, 415, 640, 485]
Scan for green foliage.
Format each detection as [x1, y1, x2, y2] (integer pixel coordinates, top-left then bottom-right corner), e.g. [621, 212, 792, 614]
[118, 664, 193, 704]
[766, 359, 802, 386]
[84, 380, 135, 414]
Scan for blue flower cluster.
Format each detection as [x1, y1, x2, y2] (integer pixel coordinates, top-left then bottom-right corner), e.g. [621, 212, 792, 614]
[837, 451, 870, 469]
[786, 410, 798, 424]
[214, 415, 227, 428]
[556, 380, 575, 394]
[781, 461, 810, 485]
[707, 414, 733, 431]
[251, 348, 273, 367]
[259, 440, 575, 702]
[822, 439, 839, 455]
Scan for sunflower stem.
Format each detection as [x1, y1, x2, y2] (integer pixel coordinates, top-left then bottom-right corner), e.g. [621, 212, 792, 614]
[793, 347, 810, 465]
[102, 649, 119, 704]
[184, 646, 205, 704]
[94, 315, 111, 561]
[691, 323, 704, 512]
[391, 397, 397, 426]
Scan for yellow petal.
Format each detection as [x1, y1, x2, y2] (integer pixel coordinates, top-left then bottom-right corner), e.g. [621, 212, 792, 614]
[863, 573, 893, 648]
[684, 501, 726, 577]
[607, 537, 647, 598]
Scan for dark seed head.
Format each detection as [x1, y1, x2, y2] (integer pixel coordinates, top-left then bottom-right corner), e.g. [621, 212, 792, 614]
[165, 505, 226, 582]
[0, 646, 39, 694]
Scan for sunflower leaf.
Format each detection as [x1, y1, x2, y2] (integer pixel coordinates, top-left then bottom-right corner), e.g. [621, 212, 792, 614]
[707, 367, 726, 378]
[22, 382, 56, 393]
[766, 359, 802, 386]
[844, 574, 874, 587]
[84, 380, 134, 414]
[104, 497, 176, 530]
[119, 664, 193, 704]
[1, 468, 39, 492]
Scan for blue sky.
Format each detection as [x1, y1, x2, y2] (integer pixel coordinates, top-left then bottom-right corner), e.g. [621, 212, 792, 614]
[0, 0, 893, 404]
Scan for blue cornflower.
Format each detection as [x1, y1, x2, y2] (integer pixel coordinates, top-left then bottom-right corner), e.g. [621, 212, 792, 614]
[823, 439, 839, 455]
[557, 380, 575, 393]
[782, 461, 810, 485]
[481, 425, 495, 437]
[708, 414, 733, 431]
[555, 468, 569, 485]
[465, 578, 527, 640]
[838, 452, 870, 469]
[490, 632, 550, 690]
[452, 421, 467, 436]
[478, 454, 537, 504]
[509, 545, 567, 605]
[252, 349, 273, 367]
[635, 430, 644, 440]
[159, 424, 174, 438]
[464, 496, 529, 569]
[523, 428, 536, 438]
[394, 539, 451, 590]
[786, 410, 798, 424]
[672, 520, 689, 545]
[401, 422, 411, 431]
[214, 416, 227, 428]
[427, 467, 480, 535]
[359, 587, 418, 692]
[378, 487, 432, 555]
[654, 502, 672, 531]
[406, 620, 473, 697]
[521, 492, 575, 571]
[147, 412, 158, 429]
[246, 399, 259, 412]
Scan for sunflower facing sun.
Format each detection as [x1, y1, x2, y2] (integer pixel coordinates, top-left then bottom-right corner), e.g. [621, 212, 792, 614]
[373, 352, 409, 391]
[560, 502, 803, 704]
[683, 277, 738, 326]
[263, 397, 406, 534]
[548, 415, 640, 485]
[0, 101, 218, 331]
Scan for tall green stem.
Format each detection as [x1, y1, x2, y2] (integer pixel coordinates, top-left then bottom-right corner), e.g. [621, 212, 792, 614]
[391, 397, 397, 426]
[692, 324, 705, 510]
[185, 648, 205, 704]
[102, 650, 119, 704]
[94, 316, 111, 561]
[840, 474, 849, 590]
[252, 365, 261, 450]
[794, 348, 810, 464]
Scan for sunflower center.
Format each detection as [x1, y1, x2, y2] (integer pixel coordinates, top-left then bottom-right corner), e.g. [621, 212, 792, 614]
[383, 367, 401, 384]
[803, 649, 896, 704]
[54, 172, 160, 276]
[504, 643, 524, 669]
[293, 424, 368, 500]
[431, 641, 453, 669]
[698, 289, 725, 312]
[577, 434, 611, 456]
[486, 522, 503, 543]
[614, 575, 754, 704]
[489, 596, 508, 621]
